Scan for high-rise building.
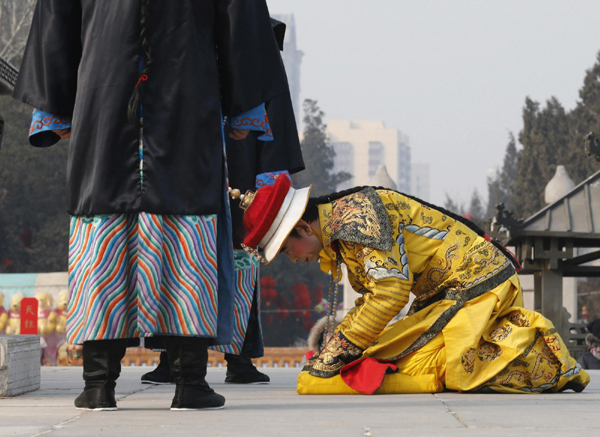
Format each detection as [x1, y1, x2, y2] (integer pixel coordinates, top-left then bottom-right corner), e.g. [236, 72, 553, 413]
[411, 163, 431, 201]
[272, 14, 303, 125]
[328, 120, 411, 192]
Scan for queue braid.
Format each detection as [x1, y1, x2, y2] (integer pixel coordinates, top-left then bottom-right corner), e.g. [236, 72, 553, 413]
[300, 186, 520, 269]
[127, 0, 153, 132]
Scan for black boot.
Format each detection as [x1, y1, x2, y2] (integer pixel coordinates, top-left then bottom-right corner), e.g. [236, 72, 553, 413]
[74, 339, 127, 411]
[163, 336, 225, 411]
[141, 351, 174, 385]
[224, 353, 270, 384]
[224, 290, 269, 384]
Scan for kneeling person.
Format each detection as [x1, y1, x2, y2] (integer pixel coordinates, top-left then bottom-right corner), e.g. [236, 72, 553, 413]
[239, 175, 590, 395]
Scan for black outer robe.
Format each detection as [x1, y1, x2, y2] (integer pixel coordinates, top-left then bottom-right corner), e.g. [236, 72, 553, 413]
[225, 18, 304, 247]
[226, 91, 304, 248]
[13, 0, 289, 216]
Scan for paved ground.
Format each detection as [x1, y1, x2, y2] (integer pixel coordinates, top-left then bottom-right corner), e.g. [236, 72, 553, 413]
[0, 367, 599, 437]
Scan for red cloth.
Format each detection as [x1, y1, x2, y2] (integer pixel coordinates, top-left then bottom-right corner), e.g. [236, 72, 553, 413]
[243, 174, 291, 247]
[340, 357, 398, 395]
[305, 350, 316, 361]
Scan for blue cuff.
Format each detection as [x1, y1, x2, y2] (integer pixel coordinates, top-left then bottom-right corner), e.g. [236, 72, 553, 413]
[230, 103, 273, 141]
[256, 170, 290, 188]
[29, 109, 71, 147]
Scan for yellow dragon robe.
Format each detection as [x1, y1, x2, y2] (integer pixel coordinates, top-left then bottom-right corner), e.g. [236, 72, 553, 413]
[298, 188, 589, 394]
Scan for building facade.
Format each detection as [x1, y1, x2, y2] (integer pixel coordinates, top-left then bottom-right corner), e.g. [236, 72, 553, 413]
[328, 120, 411, 192]
[411, 163, 431, 201]
[272, 13, 303, 125]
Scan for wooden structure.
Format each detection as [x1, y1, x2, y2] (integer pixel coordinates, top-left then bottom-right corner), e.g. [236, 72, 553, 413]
[66, 347, 310, 368]
[504, 170, 600, 344]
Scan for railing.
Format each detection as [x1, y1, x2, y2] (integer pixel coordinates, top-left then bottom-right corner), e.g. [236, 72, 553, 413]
[66, 346, 310, 368]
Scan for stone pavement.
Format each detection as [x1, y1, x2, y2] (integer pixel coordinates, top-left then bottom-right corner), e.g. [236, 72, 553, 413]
[0, 367, 598, 437]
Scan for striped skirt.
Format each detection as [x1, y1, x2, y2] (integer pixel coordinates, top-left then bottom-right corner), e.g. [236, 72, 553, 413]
[211, 251, 263, 355]
[67, 213, 230, 345]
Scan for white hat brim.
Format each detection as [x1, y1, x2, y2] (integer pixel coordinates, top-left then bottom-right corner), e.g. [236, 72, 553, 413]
[261, 186, 312, 264]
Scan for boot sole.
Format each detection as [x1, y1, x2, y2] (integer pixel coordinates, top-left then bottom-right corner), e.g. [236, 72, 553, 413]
[170, 406, 225, 411]
[141, 380, 175, 385]
[224, 381, 270, 385]
[75, 407, 118, 411]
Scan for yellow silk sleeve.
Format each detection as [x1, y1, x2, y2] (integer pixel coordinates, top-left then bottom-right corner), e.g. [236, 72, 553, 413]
[336, 242, 413, 349]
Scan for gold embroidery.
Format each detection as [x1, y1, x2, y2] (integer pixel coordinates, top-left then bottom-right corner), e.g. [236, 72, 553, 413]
[420, 212, 433, 224]
[462, 348, 476, 373]
[508, 311, 530, 327]
[477, 333, 562, 392]
[478, 342, 502, 361]
[303, 331, 363, 378]
[489, 324, 513, 342]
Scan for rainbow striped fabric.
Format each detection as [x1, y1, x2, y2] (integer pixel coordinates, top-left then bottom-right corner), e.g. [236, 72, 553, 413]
[67, 213, 220, 344]
[211, 251, 262, 355]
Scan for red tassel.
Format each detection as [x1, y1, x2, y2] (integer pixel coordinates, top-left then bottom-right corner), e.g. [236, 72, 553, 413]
[135, 74, 148, 88]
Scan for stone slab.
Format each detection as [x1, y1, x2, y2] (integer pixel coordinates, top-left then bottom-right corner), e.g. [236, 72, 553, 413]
[0, 367, 598, 436]
[0, 335, 40, 397]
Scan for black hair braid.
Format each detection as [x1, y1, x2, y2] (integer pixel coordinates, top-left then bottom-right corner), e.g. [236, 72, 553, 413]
[302, 186, 520, 269]
[127, 0, 153, 132]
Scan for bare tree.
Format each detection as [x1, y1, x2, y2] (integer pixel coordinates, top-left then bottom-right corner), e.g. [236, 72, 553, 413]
[0, 0, 36, 65]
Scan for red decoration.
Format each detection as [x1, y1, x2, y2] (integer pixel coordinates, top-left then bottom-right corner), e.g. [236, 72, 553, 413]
[260, 276, 276, 288]
[291, 283, 311, 310]
[301, 311, 313, 330]
[20, 297, 38, 335]
[311, 283, 324, 303]
[135, 74, 148, 88]
[260, 275, 278, 302]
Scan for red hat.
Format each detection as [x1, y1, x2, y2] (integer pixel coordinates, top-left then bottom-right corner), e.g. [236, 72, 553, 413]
[242, 174, 312, 263]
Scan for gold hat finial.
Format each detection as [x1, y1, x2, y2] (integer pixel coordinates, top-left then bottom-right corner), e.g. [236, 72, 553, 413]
[228, 187, 256, 211]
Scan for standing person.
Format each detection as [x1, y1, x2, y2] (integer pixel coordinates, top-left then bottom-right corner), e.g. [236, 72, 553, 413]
[218, 90, 304, 383]
[578, 319, 600, 370]
[141, 18, 305, 385]
[239, 176, 590, 394]
[13, 0, 289, 411]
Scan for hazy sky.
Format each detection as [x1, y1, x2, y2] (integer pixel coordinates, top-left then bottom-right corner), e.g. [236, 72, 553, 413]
[268, 0, 600, 207]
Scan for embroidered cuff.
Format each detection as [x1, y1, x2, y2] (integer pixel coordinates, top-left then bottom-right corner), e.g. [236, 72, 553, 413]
[303, 331, 364, 378]
[230, 103, 273, 141]
[29, 109, 71, 147]
[255, 170, 290, 188]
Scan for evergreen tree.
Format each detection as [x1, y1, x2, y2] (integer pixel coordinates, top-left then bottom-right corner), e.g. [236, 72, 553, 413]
[500, 133, 518, 208]
[443, 194, 462, 215]
[565, 52, 600, 183]
[0, 97, 69, 273]
[486, 133, 518, 218]
[486, 171, 502, 219]
[261, 99, 351, 345]
[291, 99, 351, 196]
[467, 189, 485, 228]
[508, 52, 600, 219]
[512, 97, 571, 218]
